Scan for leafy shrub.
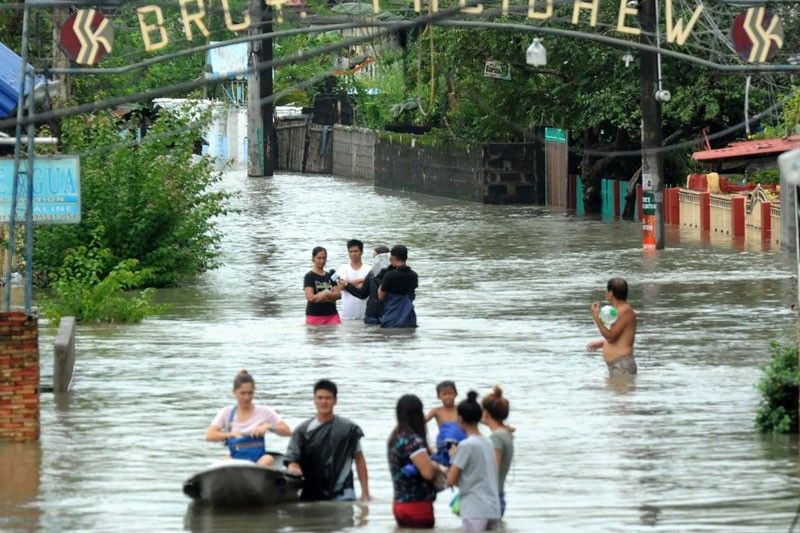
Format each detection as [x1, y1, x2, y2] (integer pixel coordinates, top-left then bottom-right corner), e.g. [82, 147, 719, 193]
[352, 61, 420, 130]
[35, 104, 231, 287]
[755, 341, 800, 433]
[748, 168, 780, 185]
[41, 228, 161, 324]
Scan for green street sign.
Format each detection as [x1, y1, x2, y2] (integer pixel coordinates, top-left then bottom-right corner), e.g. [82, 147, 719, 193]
[545, 127, 567, 144]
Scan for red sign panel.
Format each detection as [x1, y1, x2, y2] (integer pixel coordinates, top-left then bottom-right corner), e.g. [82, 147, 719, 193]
[60, 9, 113, 66]
[731, 7, 784, 64]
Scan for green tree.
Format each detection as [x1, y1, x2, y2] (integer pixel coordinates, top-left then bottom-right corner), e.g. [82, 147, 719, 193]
[34, 105, 231, 287]
[41, 227, 161, 324]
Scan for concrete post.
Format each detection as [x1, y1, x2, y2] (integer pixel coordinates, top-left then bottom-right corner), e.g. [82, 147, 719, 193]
[247, 0, 274, 177]
[53, 316, 75, 393]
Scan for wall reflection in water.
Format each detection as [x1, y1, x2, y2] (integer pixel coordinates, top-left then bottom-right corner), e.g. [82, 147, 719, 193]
[0, 441, 41, 531]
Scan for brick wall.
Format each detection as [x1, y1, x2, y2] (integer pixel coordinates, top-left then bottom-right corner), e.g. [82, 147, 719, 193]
[0, 312, 39, 442]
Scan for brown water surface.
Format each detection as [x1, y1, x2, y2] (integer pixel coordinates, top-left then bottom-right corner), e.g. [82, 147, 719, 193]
[1, 171, 798, 532]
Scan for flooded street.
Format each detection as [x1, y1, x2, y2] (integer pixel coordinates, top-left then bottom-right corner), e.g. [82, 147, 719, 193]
[2, 169, 799, 531]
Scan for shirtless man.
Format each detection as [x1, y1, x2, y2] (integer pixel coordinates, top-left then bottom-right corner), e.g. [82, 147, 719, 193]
[586, 277, 638, 376]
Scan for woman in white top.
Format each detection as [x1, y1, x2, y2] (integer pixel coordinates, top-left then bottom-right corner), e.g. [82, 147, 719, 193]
[205, 370, 292, 467]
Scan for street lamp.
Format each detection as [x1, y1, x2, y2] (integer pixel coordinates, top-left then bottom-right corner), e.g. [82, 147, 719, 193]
[623, 50, 634, 67]
[526, 38, 547, 66]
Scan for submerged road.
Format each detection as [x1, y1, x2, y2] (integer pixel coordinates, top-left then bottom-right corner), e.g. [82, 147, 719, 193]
[1, 170, 798, 531]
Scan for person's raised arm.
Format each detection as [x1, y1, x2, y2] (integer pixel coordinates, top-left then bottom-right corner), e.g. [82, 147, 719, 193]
[305, 286, 317, 303]
[354, 451, 370, 501]
[424, 408, 436, 423]
[273, 420, 292, 437]
[205, 423, 240, 442]
[586, 339, 605, 352]
[446, 463, 461, 487]
[410, 449, 439, 481]
[592, 303, 633, 343]
[343, 276, 370, 299]
[330, 285, 342, 301]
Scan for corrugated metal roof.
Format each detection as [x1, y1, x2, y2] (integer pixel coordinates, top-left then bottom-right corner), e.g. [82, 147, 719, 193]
[693, 135, 800, 161]
[0, 42, 35, 119]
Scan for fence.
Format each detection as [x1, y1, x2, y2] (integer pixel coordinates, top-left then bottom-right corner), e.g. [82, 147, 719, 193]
[274, 118, 333, 174]
[675, 188, 779, 245]
[332, 125, 375, 180]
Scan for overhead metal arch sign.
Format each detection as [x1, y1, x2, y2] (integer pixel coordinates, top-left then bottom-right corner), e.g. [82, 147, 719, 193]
[126, 0, 785, 63]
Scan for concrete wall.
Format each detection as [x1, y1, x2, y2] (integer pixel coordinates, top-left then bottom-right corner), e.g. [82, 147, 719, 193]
[0, 312, 39, 442]
[375, 135, 545, 204]
[333, 125, 375, 180]
[203, 105, 247, 167]
[482, 143, 542, 204]
[374, 134, 484, 202]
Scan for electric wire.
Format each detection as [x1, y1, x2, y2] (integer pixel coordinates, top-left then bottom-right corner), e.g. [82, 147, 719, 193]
[1, 0, 798, 159]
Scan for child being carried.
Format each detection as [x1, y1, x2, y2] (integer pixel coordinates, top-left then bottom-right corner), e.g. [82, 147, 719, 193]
[424, 380, 467, 467]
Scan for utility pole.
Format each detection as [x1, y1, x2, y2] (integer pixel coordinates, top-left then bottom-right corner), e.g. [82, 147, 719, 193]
[639, 0, 665, 250]
[51, 6, 72, 108]
[247, 0, 273, 177]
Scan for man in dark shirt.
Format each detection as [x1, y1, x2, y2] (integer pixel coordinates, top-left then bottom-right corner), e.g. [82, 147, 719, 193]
[377, 245, 418, 327]
[285, 380, 370, 501]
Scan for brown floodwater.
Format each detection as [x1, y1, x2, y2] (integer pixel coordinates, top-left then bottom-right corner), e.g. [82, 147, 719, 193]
[1, 170, 798, 532]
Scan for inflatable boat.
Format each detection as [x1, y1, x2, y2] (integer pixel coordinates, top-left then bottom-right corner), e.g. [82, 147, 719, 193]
[183, 454, 302, 507]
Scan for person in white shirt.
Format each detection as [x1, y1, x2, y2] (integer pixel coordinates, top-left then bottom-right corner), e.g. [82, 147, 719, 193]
[337, 239, 372, 320]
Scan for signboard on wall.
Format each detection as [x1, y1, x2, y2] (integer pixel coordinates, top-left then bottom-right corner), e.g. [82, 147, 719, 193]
[484, 60, 511, 80]
[0, 156, 81, 224]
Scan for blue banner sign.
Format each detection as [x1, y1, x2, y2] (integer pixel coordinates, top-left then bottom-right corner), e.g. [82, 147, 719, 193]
[0, 156, 81, 224]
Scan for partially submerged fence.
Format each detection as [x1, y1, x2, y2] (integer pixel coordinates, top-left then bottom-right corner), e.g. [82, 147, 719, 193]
[275, 117, 333, 174]
[672, 188, 779, 245]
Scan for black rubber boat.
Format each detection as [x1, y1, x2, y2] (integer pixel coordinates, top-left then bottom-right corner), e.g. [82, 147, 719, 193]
[182, 453, 302, 507]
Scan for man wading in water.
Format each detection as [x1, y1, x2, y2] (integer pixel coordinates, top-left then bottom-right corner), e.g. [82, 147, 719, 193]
[586, 277, 638, 376]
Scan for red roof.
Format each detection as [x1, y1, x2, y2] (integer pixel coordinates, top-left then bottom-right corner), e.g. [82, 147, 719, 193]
[693, 135, 800, 161]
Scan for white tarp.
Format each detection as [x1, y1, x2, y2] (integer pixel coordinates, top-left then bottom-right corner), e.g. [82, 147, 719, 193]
[206, 42, 248, 80]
